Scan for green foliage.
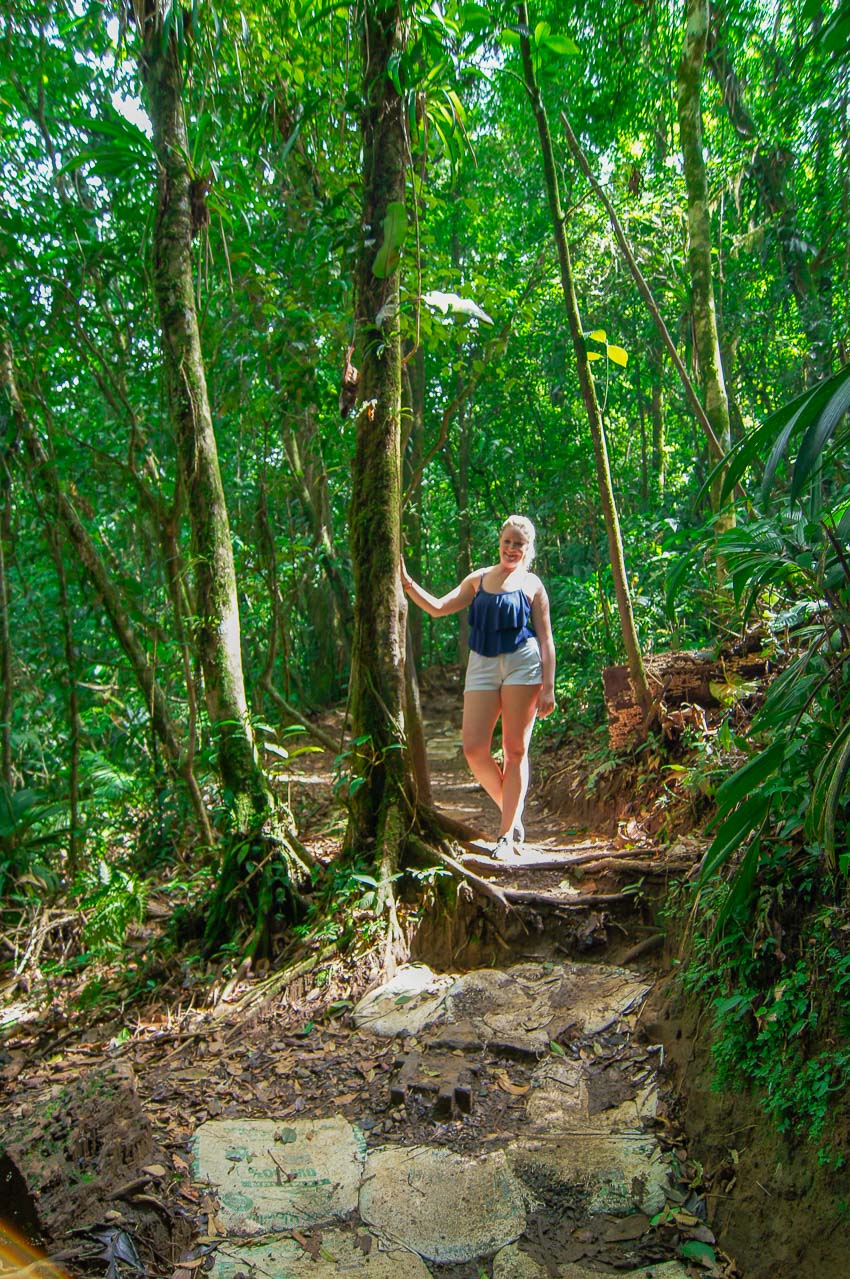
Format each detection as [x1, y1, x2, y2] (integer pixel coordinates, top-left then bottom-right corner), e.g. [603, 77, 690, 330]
[78, 858, 147, 955]
[663, 360, 850, 939]
[679, 876, 850, 1145]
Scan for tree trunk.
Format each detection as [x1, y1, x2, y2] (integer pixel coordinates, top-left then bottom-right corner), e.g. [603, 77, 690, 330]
[1, 333, 212, 844]
[345, 0, 413, 922]
[518, 7, 652, 721]
[44, 523, 82, 874]
[138, 7, 276, 842]
[677, 0, 735, 527]
[0, 426, 13, 793]
[403, 346, 425, 666]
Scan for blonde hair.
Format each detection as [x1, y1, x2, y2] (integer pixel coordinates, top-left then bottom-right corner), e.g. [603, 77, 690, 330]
[500, 515, 537, 566]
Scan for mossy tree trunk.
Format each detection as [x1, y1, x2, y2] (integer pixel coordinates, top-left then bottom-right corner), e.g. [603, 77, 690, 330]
[138, 6, 306, 946]
[139, 9, 269, 833]
[677, 0, 734, 530]
[345, 0, 413, 921]
[518, 7, 652, 723]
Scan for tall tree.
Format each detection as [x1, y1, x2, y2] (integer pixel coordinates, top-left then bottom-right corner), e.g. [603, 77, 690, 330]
[138, 2, 269, 835]
[518, 6, 652, 721]
[345, 0, 412, 922]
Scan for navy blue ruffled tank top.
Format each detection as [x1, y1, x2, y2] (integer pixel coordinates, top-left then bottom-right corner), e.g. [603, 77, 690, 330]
[467, 576, 535, 657]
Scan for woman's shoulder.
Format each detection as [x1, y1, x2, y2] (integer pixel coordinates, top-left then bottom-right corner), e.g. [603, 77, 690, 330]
[524, 570, 546, 596]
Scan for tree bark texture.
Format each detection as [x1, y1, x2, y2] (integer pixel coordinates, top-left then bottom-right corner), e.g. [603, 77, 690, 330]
[518, 9, 652, 719]
[139, 8, 271, 838]
[346, 0, 412, 866]
[676, 0, 734, 523]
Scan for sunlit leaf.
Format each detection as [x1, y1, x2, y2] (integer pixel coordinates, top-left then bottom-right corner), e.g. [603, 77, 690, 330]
[607, 344, 628, 367]
[588, 329, 607, 343]
[540, 33, 580, 55]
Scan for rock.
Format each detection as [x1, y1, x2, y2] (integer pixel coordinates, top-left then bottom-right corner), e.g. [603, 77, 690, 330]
[352, 966, 454, 1037]
[526, 1058, 657, 1134]
[207, 1227, 431, 1279]
[359, 1145, 526, 1262]
[492, 1242, 550, 1279]
[192, 1116, 367, 1236]
[509, 1134, 670, 1217]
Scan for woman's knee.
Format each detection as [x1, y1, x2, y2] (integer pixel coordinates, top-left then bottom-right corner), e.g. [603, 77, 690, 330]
[502, 738, 530, 768]
[463, 737, 491, 767]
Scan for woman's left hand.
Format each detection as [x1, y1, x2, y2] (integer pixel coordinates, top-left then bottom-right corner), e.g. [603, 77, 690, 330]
[537, 687, 556, 718]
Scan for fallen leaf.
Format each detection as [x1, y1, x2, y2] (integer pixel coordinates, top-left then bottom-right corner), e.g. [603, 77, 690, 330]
[496, 1071, 530, 1096]
[142, 1163, 168, 1178]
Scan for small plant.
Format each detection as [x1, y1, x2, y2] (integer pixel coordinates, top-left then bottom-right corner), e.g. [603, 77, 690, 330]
[79, 859, 147, 955]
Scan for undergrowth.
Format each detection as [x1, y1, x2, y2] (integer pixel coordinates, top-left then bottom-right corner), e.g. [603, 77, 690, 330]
[668, 858, 850, 1157]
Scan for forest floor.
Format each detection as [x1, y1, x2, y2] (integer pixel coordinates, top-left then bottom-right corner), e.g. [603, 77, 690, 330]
[2, 671, 739, 1279]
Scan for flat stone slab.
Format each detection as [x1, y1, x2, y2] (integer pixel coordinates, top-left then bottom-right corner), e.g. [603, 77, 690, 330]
[360, 1145, 526, 1262]
[207, 1228, 432, 1279]
[353, 963, 650, 1054]
[526, 1059, 658, 1134]
[352, 965, 454, 1037]
[441, 964, 650, 1053]
[509, 1134, 670, 1217]
[192, 1116, 366, 1235]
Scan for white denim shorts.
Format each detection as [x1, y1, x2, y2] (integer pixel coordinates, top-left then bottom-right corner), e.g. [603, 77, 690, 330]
[464, 637, 543, 692]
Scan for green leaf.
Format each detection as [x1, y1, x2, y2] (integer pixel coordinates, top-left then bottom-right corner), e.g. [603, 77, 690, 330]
[540, 33, 580, 55]
[714, 739, 786, 815]
[500, 28, 521, 47]
[607, 344, 628, 367]
[791, 364, 850, 501]
[699, 793, 771, 884]
[534, 20, 551, 44]
[681, 1240, 716, 1263]
[372, 200, 408, 279]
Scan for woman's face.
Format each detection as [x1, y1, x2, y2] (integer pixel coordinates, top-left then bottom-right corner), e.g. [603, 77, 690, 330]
[499, 526, 529, 569]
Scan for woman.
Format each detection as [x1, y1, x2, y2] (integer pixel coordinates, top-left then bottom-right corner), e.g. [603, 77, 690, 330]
[401, 516, 556, 859]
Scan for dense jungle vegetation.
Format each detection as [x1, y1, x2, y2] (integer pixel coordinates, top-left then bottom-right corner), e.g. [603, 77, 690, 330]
[2, 0, 850, 1155]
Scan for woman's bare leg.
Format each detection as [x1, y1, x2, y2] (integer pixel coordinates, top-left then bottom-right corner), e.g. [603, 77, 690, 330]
[498, 684, 541, 838]
[462, 690, 503, 812]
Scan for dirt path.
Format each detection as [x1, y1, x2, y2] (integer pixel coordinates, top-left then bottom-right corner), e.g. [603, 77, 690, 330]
[0, 681, 724, 1278]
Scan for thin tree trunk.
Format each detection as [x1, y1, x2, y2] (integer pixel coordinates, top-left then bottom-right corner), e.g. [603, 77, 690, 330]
[44, 524, 82, 874]
[403, 347, 425, 666]
[345, 0, 412, 931]
[518, 7, 651, 721]
[0, 442, 13, 792]
[651, 365, 666, 499]
[139, 6, 277, 841]
[677, 0, 735, 527]
[1, 333, 212, 844]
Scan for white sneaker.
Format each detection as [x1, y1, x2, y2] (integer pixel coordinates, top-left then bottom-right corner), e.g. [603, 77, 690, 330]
[492, 834, 518, 861]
